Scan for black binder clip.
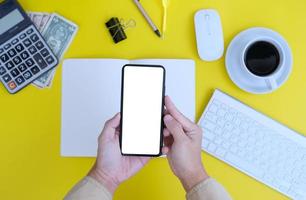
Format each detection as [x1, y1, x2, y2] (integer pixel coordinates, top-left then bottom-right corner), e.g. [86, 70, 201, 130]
[105, 17, 135, 44]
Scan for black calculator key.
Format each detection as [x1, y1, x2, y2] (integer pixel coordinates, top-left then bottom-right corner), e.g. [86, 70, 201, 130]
[3, 74, 12, 83]
[0, 53, 9, 63]
[11, 38, 19, 45]
[35, 41, 44, 50]
[18, 64, 27, 72]
[23, 71, 32, 80]
[0, 66, 6, 75]
[40, 48, 50, 57]
[4, 43, 11, 50]
[46, 56, 55, 64]
[30, 34, 39, 42]
[8, 49, 17, 57]
[15, 43, 25, 52]
[33, 53, 47, 69]
[15, 76, 25, 85]
[26, 28, 34, 35]
[23, 39, 32, 47]
[13, 56, 22, 65]
[25, 58, 35, 67]
[19, 33, 26, 39]
[5, 61, 14, 70]
[10, 68, 20, 77]
[29, 46, 37, 54]
[20, 51, 30, 60]
[30, 65, 40, 74]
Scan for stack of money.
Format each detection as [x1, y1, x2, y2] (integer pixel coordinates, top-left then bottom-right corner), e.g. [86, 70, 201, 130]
[27, 12, 78, 88]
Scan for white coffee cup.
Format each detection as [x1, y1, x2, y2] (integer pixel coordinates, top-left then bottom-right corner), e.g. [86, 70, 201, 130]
[240, 36, 285, 90]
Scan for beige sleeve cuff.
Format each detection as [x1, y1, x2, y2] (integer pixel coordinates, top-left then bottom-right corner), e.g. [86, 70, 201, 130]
[64, 176, 112, 200]
[186, 178, 232, 200]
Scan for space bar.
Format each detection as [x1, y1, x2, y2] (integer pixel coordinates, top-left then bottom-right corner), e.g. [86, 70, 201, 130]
[225, 153, 264, 178]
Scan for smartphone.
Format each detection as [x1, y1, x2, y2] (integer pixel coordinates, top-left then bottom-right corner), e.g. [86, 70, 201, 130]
[120, 64, 165, 156]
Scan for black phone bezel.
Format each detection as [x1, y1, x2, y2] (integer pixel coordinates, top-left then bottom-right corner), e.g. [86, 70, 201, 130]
[120, 64, 166, 157]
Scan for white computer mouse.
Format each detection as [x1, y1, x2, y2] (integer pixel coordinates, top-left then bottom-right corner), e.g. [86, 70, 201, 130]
[194, 9, 224, 61]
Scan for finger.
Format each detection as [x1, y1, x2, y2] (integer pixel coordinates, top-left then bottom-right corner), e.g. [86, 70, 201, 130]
[164, 115, 187, 141]
[165, 96, 196, 131]
[164, 135, 174, 146]
[101, 113, 121, 139]
[162, 146, 169, 155]
[163, 128, 170, 137]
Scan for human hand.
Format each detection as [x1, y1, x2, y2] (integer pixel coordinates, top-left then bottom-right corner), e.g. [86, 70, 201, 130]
[162, 96, 209, 192]
[88, 113, 150, 194]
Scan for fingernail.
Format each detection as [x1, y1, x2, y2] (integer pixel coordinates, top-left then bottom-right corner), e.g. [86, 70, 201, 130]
[164, 115, 173, 122]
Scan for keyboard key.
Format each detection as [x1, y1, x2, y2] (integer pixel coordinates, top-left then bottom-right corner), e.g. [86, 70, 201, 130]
[30, 66, 40, 74]
[203, 130, 215, 141]
[28, 45, 37, 54]
[12, 56, 22, 65]
[23, 39, 32, 47]
[15, 43, 25, 52]
[8, 48, 17, 57]
[35, 41, 44, 50]
[19, 33, 26, 39]
[203, 121, 216, 131]
[5, 61, 14, 70]
[216, 147, 226, 157]
[46, 56, 55, 64]
[20, 51, 30, 60]
[30, 34, 39, 42]
[0, 66, 6, 75]
[11, 38, 19, 45]
[25, 58, 35, 67]
[0, 48, 3, 54]
[2, 74, 12, 82]
[40, 48, 50, 57]
[10, 68, 20, 77]
[4, 43, 11, 50]
[208, 143, 217, 153]
[33, 53, 47, 69]
[15, 76, 25, 85]
[26, 28, 34, 34]
[18, 64, 27, 72]
[0, 53, 9, 63]
[7, 81, 17, 90]
[23, 71, 32, 79]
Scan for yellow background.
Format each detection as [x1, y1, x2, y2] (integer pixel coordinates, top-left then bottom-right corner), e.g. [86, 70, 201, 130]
[0, 0, 305, 199]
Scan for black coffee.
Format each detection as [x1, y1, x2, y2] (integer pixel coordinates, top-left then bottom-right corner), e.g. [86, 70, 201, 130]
[244, 41, 280, 77]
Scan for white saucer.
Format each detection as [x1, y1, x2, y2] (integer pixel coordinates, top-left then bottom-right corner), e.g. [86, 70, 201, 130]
[225, 27, 293, 94]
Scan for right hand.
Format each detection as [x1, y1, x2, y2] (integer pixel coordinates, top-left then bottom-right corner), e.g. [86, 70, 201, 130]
[162, 96, 209, 192]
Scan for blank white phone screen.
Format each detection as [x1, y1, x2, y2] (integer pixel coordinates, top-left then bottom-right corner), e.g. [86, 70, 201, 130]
[121, 66, 164, 155]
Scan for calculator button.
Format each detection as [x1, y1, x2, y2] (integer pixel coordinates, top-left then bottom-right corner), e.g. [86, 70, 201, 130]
[10, 68, 20, 77]
[4, 43, 11, 50]
[0, 66, 6, 75]
[13, 56, 22, 65]
[23, 71, 32, 80]
[33, 53, 47, 69]
[30, 66, 40, 74]
[19, 33, 26, 39]
[26, 28, 34, 35]
[15, 43, 25, 52]
[30, 34, 39, 42]
[18, 64, 27, 72]
[11, 38, 19, 45]
[23, 39, 32, 47]
[25, 58, 35, 67]
[46, 56, 55, 64]
[2, 74, 12, 82]
[28, 46, 37, 54]
[35, 41, 44, 50]
[0, 53, 9, 63]
[15, 76, 25, 85]
[20, 51, 30, 60]
[0, 48, 3, 54]
[8, 81, 17, 90]
[8, 49, 17, 57]
[5, 61, 14, 70]
[40, 48, 50, 57]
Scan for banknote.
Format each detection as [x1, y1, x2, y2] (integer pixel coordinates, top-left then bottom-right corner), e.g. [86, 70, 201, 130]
[32, 13, 78, 88]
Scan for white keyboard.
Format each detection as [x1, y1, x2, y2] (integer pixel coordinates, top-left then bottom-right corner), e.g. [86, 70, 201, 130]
[199, 89, 306, 199]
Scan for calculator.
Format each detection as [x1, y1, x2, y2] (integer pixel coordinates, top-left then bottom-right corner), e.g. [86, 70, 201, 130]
[0, 0, 58, 94]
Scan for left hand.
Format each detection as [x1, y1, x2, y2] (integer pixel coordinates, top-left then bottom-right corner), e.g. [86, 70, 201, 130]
[88, 113, 151, 193]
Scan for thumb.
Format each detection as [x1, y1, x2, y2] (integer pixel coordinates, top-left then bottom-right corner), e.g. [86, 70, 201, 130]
[100, 113, 121, 140]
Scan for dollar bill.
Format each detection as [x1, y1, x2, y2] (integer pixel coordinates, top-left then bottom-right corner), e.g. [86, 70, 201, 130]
[32, 13, 78, 88]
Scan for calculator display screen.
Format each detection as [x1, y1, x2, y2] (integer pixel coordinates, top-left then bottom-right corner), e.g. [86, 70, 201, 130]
[0, 9, 24, 35]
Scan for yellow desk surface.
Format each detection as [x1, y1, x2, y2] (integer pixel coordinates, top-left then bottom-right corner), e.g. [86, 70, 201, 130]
[1, 0, 306, 199]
